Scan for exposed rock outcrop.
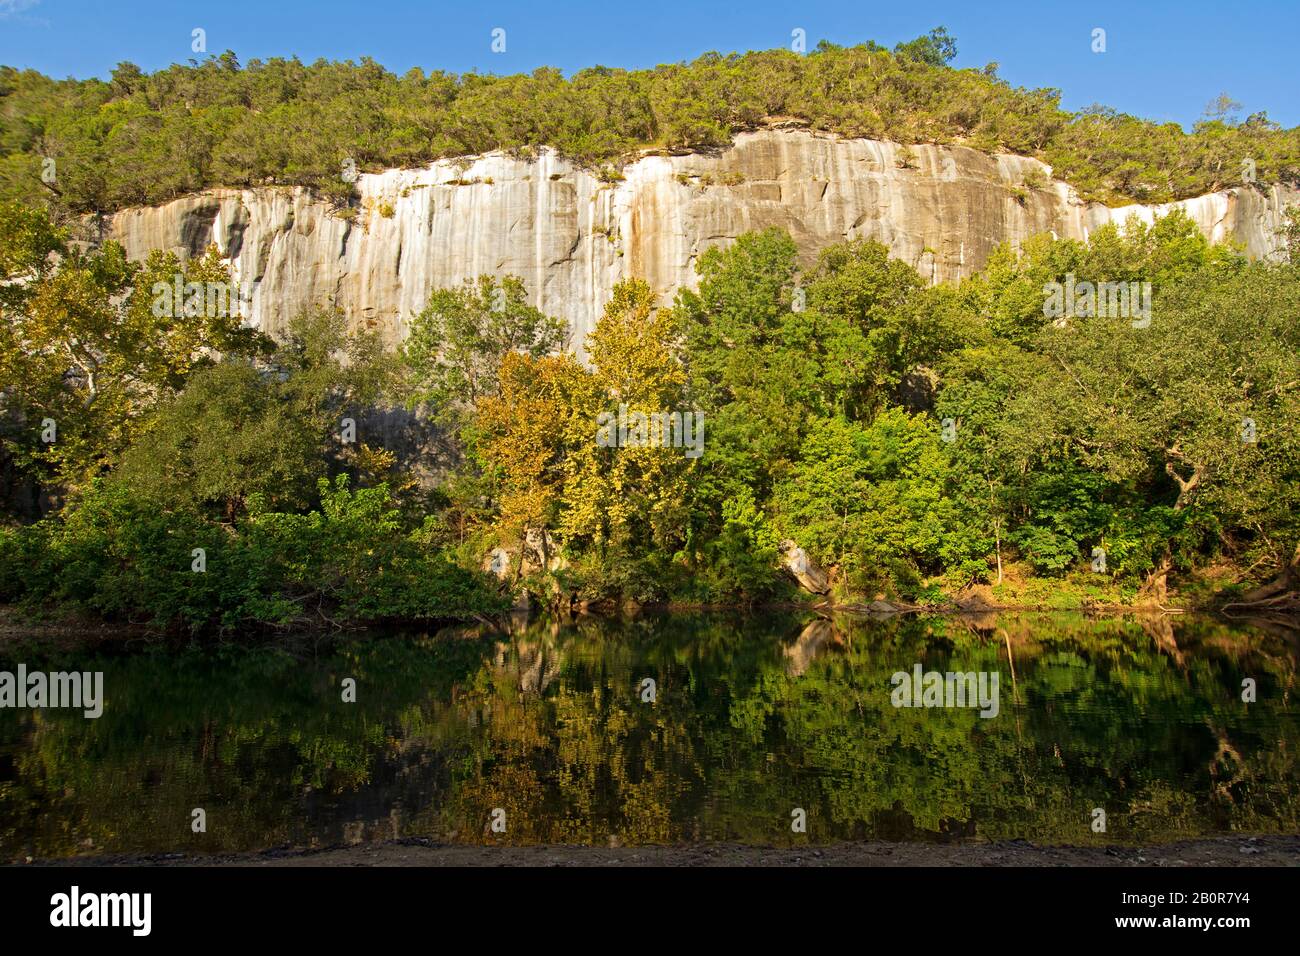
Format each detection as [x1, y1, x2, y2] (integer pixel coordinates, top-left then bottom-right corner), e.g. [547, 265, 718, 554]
[779, 539, 831, 594]
[481, 530, 565, 583]
[103, 130, 1299, 355]
[483, 547, 512, 581]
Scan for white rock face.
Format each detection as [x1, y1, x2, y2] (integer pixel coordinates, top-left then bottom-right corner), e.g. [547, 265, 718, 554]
[103, 129, 1298, 353]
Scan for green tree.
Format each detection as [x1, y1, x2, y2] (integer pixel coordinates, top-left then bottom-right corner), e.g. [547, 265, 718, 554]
[116, 309, 395, 520]
[0, 202, 269, 494]
[402, 275, 568, 428]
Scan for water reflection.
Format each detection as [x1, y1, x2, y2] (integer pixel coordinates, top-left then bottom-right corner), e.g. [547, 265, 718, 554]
[1, 611, 1296, 859]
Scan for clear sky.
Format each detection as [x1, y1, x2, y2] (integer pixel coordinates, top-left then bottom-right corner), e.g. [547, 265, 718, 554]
[1, 0, 1296, 130]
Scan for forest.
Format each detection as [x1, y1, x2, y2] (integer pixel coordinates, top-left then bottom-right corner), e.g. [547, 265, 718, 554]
[2, 28, 1298, 215]
[2, 191, 1298, 633]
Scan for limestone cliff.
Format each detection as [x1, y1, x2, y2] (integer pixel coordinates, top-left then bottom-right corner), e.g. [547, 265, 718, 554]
[102, 129, 1298, 350]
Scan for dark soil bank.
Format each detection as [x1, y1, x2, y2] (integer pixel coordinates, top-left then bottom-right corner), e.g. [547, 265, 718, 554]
[23, 835, 1300, 867]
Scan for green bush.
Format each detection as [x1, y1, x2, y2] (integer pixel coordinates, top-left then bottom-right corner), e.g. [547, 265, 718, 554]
[704, 489, 781, 600]
[0, 477, 505, 634]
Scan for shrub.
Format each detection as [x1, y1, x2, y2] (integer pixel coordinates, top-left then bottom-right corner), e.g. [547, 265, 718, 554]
[705, 489, 781, 600]
[0, 477, 505, 634]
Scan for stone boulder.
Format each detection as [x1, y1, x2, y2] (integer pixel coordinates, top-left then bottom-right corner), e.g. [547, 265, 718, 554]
[483, 547, 512, 581]
[778, 540, 830, 594]
[482, 529, 566, 583]
[522, 528, 566, 574]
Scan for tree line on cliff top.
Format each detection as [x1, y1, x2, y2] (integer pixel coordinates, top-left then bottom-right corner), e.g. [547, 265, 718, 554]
[2, 194, 1299, 631]
[2, 28, 1297, 217]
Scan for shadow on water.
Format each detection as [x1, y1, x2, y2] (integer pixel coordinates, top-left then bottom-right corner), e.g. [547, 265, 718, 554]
[0, 609, 1296, 859]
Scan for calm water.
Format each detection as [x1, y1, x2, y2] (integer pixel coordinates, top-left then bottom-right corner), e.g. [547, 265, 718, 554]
[1, 611, 1296, 860]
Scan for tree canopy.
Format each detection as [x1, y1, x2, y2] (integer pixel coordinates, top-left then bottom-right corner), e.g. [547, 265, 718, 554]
[3, 31, 1297, 216]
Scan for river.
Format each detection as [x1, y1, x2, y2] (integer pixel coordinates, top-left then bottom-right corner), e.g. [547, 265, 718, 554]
[1, 610, 1296, 860]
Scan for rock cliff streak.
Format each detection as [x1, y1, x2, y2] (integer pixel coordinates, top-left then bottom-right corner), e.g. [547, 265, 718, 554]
[104, 129, 1297, 350]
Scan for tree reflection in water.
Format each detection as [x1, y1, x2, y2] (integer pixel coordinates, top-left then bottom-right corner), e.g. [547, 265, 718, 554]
[1, 611, 1295, 859]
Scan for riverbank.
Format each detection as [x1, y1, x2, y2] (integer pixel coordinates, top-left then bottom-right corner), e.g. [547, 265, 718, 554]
[0, 606, 154, 651]
[2, 599, 1296, 651]
[19, 835, 1300, 868]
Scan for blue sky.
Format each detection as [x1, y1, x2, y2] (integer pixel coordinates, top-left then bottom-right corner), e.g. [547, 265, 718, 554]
[1, 0, 1296, 129]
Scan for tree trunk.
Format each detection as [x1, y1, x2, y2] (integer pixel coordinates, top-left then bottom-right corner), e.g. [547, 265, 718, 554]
[994, 517, 1004, 585]
[1138, 556, 1171, 607]
[510, 526, 527, 587]
[1242, 540, 1300, 603]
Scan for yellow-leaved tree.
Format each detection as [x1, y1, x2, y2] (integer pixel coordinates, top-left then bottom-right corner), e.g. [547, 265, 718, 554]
[476, 352, 601, 568]
[562, 279, 692, 553]
[475, 279, 696, 570]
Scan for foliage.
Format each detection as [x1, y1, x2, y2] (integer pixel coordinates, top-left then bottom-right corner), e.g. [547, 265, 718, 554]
[0, 201, 270, 491]
[452, 210, 1300, 604]
[0, 476, 505, 632]
[116, 309, 397, 519]
[705, 488, 782, 599]
[936, 210, 1300, 585]
[771, 411, 970, 579]
[402, 275, 567, 428]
